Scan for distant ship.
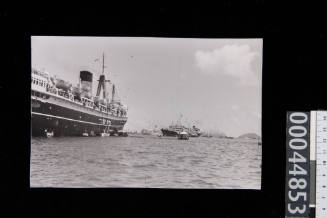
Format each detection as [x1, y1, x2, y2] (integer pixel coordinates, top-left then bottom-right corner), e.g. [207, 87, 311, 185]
[187, 126, 201, 137]
[161, 116, 201, 137]
[31, 53, 128, 137]
[161, 124, 185, 137]
[161, 125, 201, 137]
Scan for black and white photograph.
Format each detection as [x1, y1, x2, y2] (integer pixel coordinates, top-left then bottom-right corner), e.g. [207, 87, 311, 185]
[30, 36, 262, 189]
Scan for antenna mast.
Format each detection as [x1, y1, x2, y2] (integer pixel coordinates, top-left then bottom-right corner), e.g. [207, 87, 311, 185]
[96, 53, 110, 99]
[102, 53, 105, 75]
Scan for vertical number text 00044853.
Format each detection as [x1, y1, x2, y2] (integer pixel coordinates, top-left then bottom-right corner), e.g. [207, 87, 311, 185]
[286, 112, 310, 216]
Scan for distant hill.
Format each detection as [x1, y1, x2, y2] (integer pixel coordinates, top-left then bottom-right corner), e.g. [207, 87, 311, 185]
[238, 133, 261, 140]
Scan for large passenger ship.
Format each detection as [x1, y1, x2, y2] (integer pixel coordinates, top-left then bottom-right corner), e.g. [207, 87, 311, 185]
[31, 54, 128, 137]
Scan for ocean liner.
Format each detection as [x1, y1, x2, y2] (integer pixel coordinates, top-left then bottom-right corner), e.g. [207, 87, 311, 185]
[31, 54, 128, 137]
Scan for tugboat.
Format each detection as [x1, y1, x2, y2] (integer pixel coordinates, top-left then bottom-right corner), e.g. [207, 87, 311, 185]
[188, 126, 202, 137]
[177, 131, 189, 140]
[100, 132, 110, 137]
[45, 129, 54, 138]
[100, 125, 110, 137]
[117, 130, 128, 137]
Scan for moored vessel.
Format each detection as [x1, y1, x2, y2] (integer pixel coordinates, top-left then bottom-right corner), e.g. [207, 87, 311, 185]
[31, 53, 128, 137]
[161, 121, 201, 137]
[161, 124, 185, 137]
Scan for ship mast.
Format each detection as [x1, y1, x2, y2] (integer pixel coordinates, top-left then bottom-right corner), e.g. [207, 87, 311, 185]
[102, 53, 106, 99]
[96, 53, 110, 100]
[102, 53, 105, 75]
[177, 114, 183, 125]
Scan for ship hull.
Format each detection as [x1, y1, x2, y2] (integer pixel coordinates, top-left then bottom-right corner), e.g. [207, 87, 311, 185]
[31, 97, 127, 137]
[188, 132, 202, 137]
[161, 128, 202, 137]
[161, 129, 178, 137]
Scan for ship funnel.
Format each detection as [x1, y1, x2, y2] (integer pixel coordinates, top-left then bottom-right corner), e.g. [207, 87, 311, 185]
[80, 71, 93, 99]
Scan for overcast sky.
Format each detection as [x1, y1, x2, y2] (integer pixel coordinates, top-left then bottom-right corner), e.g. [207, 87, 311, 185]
[32, 36, 262, 137]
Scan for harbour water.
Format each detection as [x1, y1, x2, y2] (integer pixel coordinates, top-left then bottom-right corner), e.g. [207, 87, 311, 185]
[30, 136, 261, 189]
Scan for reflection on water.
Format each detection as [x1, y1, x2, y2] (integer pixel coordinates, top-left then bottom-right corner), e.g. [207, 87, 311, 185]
[30, 136, 261, 189]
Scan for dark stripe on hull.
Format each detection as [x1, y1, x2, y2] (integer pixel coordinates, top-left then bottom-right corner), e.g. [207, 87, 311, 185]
[32, 113, 105, 137]
[161, 129, 178, 137]
[31, 98, 127, 137]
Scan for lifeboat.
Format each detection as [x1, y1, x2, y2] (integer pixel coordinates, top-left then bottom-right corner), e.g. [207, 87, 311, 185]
[55, 79, 72, 91]
[99, 99, 107, 105]
[72, 86, 81, 96]
[81, 92, 92, 99]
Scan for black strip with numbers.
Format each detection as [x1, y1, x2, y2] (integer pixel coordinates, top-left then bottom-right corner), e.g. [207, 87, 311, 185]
[285, 112, 310, 217]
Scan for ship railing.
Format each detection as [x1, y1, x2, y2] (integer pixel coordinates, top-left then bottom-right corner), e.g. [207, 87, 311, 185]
[32, 69, 49, 79]
[74, 98, 82, 104]
[32, 77, 47, 88]
[83, 101, 91, 108]
[55, 89, 77, 103]
[32, 76, 128, 117]
[34, 79, 118, 113]
[99, 104, 107, 113]
[69, 93, 74, 101]
[32, 72, 75, 103]
[81, 97, 95, 109]
[57, 90, 65, 97]
[45, 83, 58, 95]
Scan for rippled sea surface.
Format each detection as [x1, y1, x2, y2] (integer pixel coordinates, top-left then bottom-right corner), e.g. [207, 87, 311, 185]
[30, 136, 261, 189]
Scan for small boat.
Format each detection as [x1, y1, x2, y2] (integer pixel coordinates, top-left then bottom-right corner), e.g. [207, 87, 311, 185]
[100, 132, 110, 137]
[100, 126, 110, 137]
[82, 132, 89, 137]
[177, 131, 189, 140]
[118, 130, 128, 137]
[45, 130, 54, 138]
[188, 132, 198, 137]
